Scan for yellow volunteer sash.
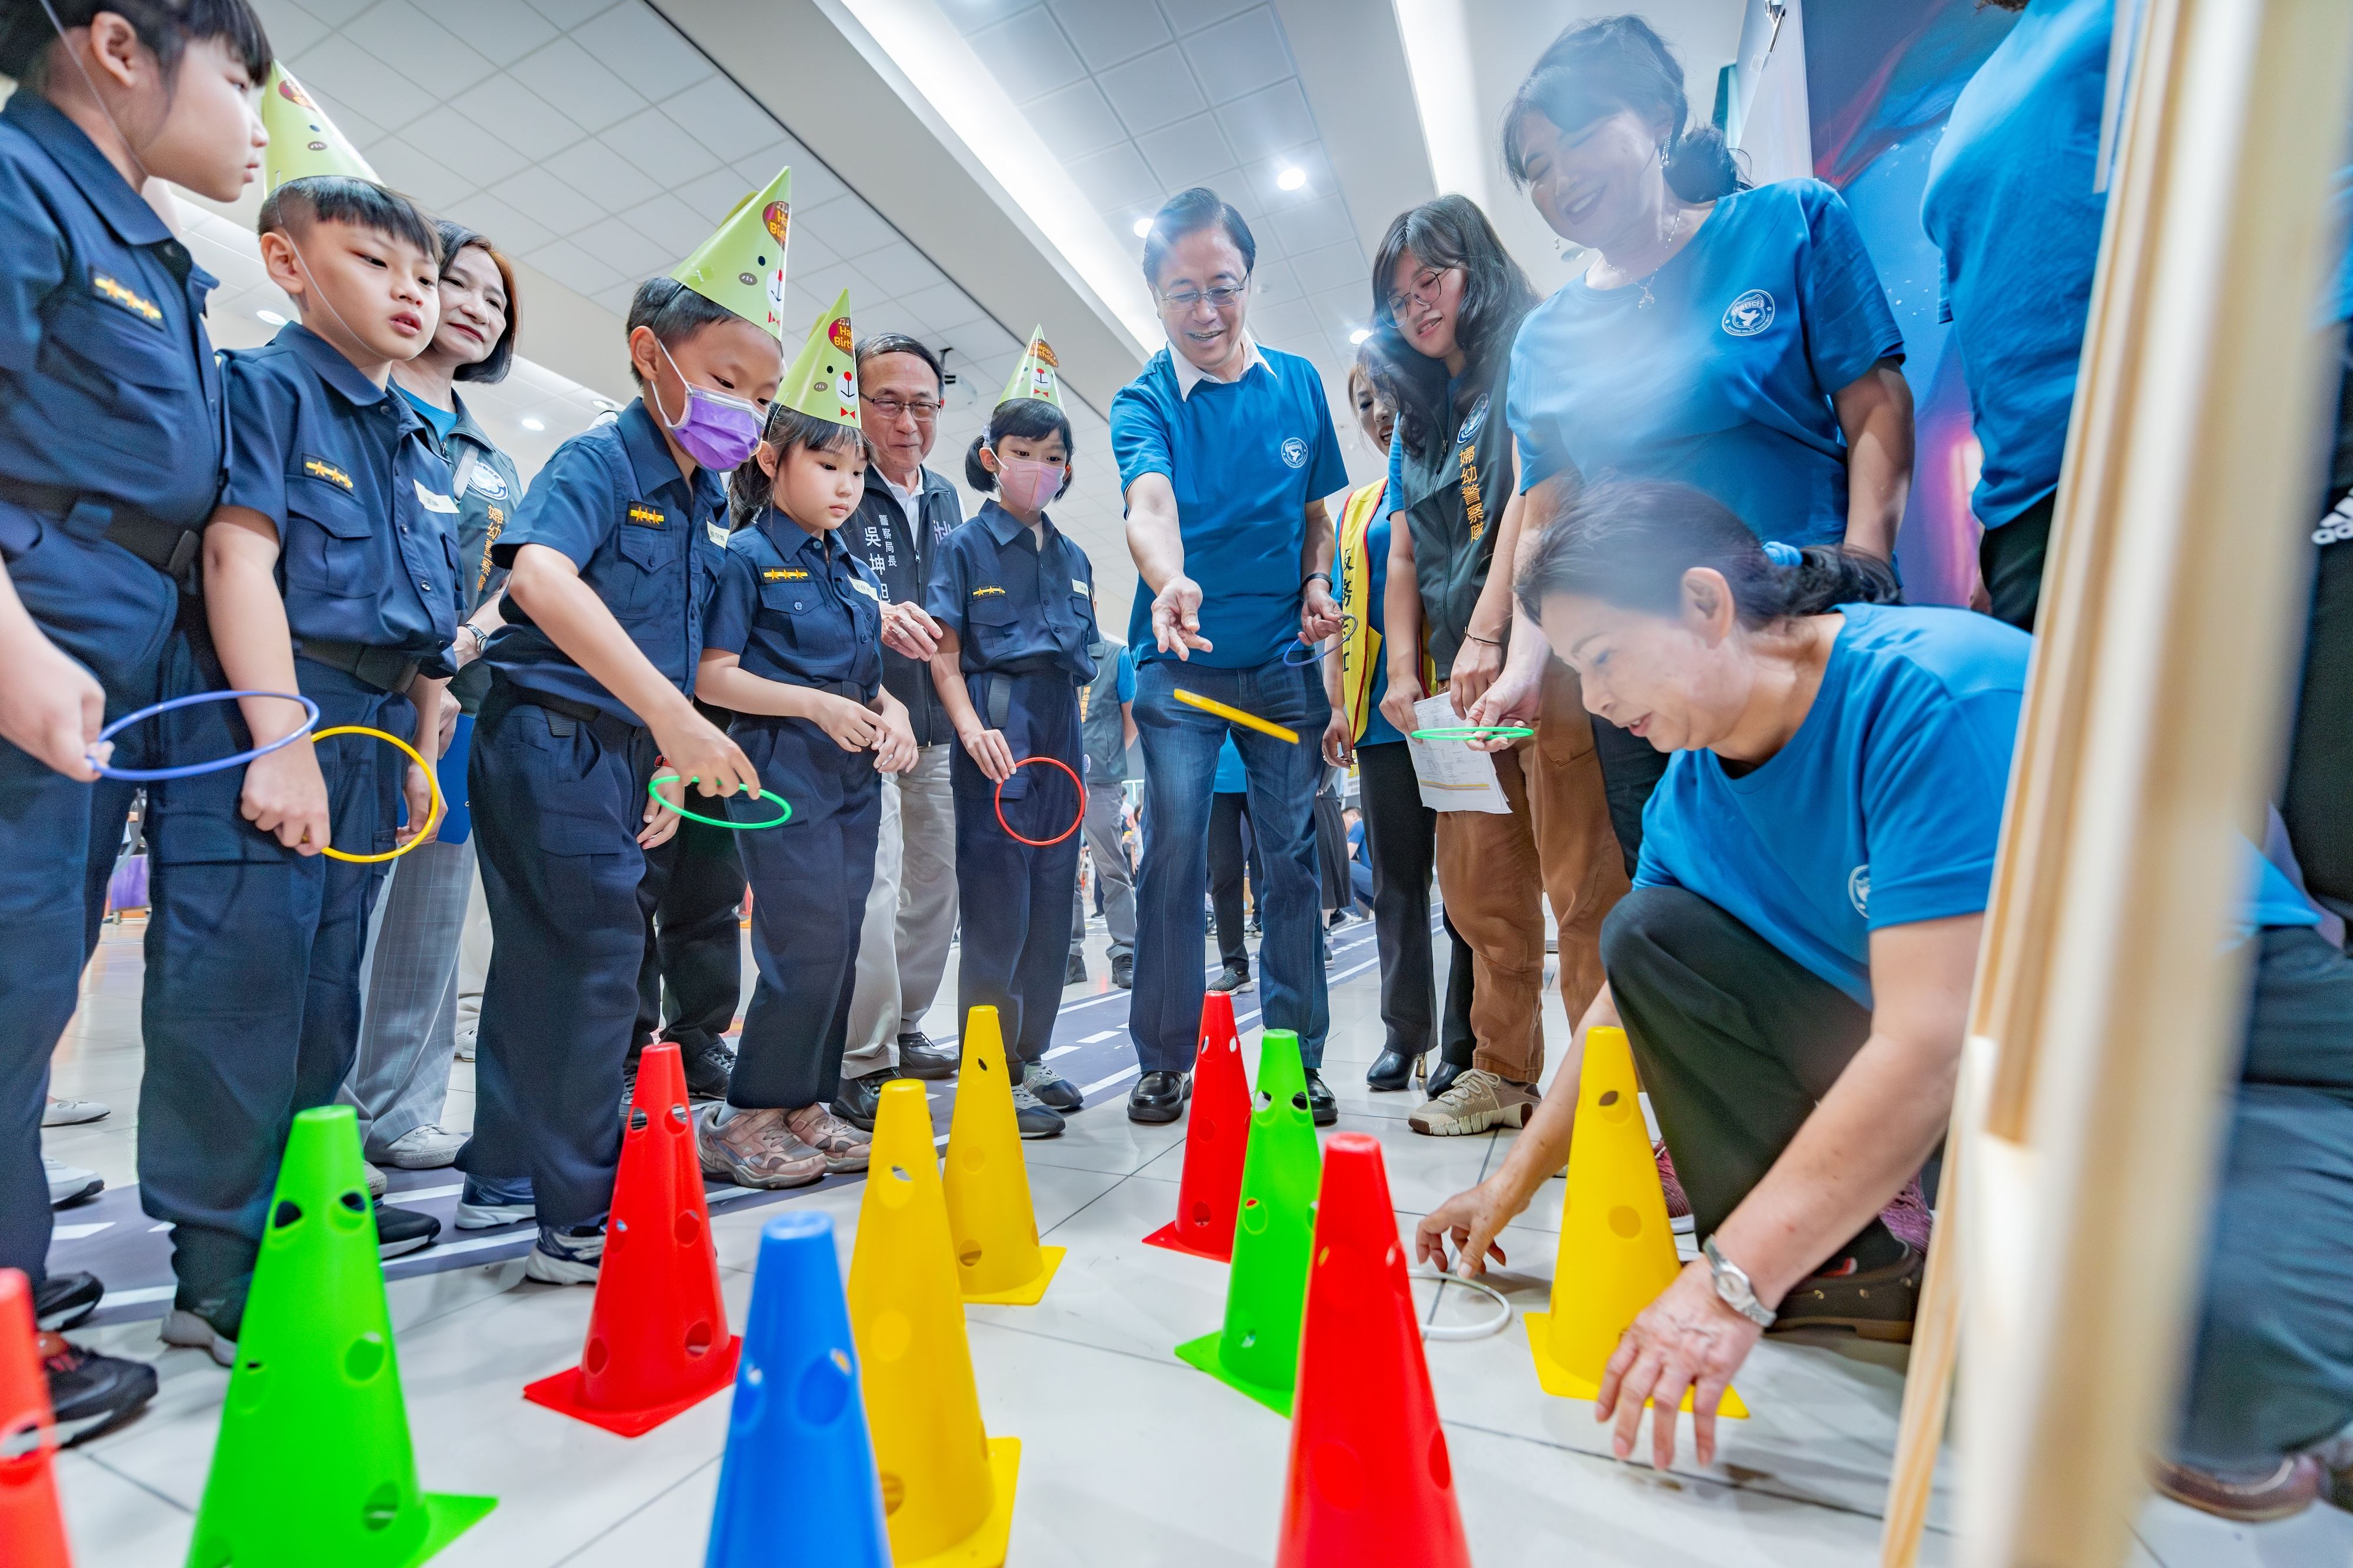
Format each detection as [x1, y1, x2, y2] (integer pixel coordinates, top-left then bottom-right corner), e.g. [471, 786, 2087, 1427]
[1336, 481, 1386, 742]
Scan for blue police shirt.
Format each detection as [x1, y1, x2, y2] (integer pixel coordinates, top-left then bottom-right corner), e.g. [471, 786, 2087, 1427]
[924, 501, 1099, 685]
[1506, 180, 1903, 548]
[485, 399, 730, 726]
[1111, 339, 1348, 668]
[1921, 0, 2112, 529]
[1634, 603, 2317, 1009]
[219, 323, 458, 657]
[0, 91, 225, 546]
[704, 507, 884, 697]
[1214, 735, 1245, 795]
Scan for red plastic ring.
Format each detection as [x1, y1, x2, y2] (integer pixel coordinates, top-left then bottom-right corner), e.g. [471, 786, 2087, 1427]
[994, 755, 1086, 847]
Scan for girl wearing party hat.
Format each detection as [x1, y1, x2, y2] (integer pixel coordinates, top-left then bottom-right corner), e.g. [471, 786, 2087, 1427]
[693, 289, 918, 1187]
[922, 330, 1099, 1135]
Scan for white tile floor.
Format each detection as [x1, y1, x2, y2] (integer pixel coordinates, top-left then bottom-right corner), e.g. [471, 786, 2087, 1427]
[40, 915, 2353, 1566]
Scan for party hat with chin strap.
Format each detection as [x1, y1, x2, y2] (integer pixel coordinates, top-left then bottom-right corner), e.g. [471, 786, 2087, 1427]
[998, 327, 1063, 409]
[261, 65, 378, 188]
[671, 166, 792, 340]
[777, 290, 860, 429]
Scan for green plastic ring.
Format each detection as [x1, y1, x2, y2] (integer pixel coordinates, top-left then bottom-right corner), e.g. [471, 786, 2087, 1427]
[1409, 725, 1537, 742]
[648, 774, 792, 830]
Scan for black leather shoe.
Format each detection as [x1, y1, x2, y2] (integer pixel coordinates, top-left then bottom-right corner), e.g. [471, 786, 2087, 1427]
[45, 1337, 157, 1446]
[1127, 1069, 1190, 1124]
[375, 1204, 440, 1260]
[34, 1270, 102, 1332]
[1424, 1057, 1469, 1101]
[1065, 951, 1088, 986]
[831, 1067, 895, 1132]
[675, 1035, 738, 1100]
[898, 1031, 958, 1080]
[1365, 1050, 1420, 1092]
[1302, 1069, 1338, 1127]
[1111, 950, 1134, 989]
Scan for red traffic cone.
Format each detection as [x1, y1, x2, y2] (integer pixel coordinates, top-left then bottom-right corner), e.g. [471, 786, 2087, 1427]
[1277, 1134, 1470, 1568]
[0, 1270, 70, 1568]
[1142, 991, 1250, 1260]
[525, 1044, 741, 1436]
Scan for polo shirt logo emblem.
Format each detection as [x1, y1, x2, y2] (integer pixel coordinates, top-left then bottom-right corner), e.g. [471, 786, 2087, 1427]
[1280, 436, 1307, 469]
[89, 271, 162, 323]
[971, 585, 1007, 598]
[626, 503, 666, 526]
[1848, 865, 1871, 917]
[302, 456, 354, 491]
[1457, 393, 1490, 445]
[1722, 289, 1776, 337]
[415, 481, 459, 513]
[467, 467, 508, 499]
[764, 568, 810, 581]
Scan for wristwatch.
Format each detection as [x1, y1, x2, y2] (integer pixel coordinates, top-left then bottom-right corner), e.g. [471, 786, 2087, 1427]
[1703, 1236, 1776, 1328]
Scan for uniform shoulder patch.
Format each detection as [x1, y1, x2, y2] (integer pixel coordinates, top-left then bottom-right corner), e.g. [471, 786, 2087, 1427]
[89, 269, 163, 325]
[301, 455, 354, 491]
[625, 502, 667, 526]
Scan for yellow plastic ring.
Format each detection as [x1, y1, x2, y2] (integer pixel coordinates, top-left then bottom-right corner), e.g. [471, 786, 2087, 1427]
[310, 724, 444, 863]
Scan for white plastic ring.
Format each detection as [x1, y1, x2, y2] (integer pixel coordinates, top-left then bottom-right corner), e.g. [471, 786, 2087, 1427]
[1410, 1269, 1514, 1342]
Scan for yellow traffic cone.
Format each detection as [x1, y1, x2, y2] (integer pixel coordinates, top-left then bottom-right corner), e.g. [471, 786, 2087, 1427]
[945, 1006, 1065, 1305]
[1523, 1027, 1749, 1417]
[847, 1080, 1020, 1567]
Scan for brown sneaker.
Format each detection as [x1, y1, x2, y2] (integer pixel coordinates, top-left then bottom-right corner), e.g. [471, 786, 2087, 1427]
[2154, 1455, 2324, 1523]
[696, 1105, 825, 1189]
[1407, 1067, 1538, 1136]
[785, 1103, 872, 1173]
[1768, 1244, 1922, 1343]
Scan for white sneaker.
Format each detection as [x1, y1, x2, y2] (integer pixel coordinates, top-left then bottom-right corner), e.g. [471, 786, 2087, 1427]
[42, 1096, 109, 1127]
[363, 1160, 388, 1199]
[161, 1308, 236, 1367]
[523, 1226, 604, 1286]
[452, 1027, 477, 1063]
[45, 1157, 102, 1207]
[378, 1124, 464, 1169]
[1407, 1068, 1540, 1137]
[455, 1174, 535, 1230]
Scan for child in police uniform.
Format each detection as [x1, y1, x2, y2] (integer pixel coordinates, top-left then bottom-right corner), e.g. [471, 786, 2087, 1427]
[926, 331, 1097, 1137]
[695, 289, 916, 1187]
[148, 91, 457, 1361]
[0, 0, 272, 1434]
[454, 169, 789, 1285]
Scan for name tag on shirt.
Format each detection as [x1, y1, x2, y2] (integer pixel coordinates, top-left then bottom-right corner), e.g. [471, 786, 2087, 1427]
[1072, 577, 1088, 595]
[707, 521, 729, 548]
[414, 481, 459, 513]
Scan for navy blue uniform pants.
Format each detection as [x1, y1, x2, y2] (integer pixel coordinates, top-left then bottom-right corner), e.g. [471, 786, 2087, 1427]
[729, 717, 879, 1110]
[461, 685, 659, 1230]
[634, 809, 748, 1058]
[139, 653, 412, 1310]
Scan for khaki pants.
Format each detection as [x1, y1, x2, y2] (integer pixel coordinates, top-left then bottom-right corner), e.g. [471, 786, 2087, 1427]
[1432, 659, 1628, 1083]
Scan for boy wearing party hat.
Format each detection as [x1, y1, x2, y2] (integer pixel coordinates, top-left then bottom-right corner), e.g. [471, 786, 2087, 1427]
[451, 170, 790, 1285]
[693, 289, 919, 1188]
[146, 64, 454, 1365]
[923, 329, 1099, 1130]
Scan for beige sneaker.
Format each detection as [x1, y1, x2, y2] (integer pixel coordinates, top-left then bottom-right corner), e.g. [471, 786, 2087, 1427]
[696, 1105, 826, 1189]
[785, 1103, 872, 1174]
[1408, 1067, 1539, 1137]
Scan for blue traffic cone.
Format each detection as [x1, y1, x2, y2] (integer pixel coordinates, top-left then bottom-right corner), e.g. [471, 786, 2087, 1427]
[705, 1212, 888, 1568]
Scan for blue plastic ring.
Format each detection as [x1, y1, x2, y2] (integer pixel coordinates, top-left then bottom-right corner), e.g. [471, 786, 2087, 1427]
[1281, 640, 1336, 666]
[88, 689, 322, 782]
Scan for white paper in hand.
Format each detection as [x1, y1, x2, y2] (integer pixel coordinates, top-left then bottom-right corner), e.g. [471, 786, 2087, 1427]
[1405, 693, 1511, 813]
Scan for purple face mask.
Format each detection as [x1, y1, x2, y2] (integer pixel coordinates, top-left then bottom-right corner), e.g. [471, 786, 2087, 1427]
[655, 339, 764, 470]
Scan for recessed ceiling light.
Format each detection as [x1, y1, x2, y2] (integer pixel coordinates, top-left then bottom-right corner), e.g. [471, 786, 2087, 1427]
[1132, 216, 1152, 238]
[519, 416, 545, 431]
[255, 308, 286, 325]
[1276, 166, 1307, 191]
[1348, 328, 1370, 345]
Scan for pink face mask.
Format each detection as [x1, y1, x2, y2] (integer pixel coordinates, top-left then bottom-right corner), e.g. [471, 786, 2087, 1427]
[993, 455, 1064, 512]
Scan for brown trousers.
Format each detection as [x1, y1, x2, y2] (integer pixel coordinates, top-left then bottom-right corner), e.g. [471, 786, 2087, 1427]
[1432, 659, 1629, 1082]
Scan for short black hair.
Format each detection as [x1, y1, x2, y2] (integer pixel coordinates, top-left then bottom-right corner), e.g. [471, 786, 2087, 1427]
[624, 275, 743, 387]
[435, 219, 518, 385]
[854, 332, 944, 393]
[965, 396, 1074, 500]
[728, 404, 872, 526]
[258, 175, 439, 265]
[1140, 186, 1255, 291]
[1, 0, 270, 89]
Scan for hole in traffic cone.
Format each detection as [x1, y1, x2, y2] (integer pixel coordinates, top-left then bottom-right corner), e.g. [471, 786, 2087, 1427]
[943, 1007, 1064, 1306]
[1143, 991, 1254, 1260]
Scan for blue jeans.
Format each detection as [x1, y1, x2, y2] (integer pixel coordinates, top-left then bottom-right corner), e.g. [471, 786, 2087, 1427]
[1130, 656, 1330, 1073]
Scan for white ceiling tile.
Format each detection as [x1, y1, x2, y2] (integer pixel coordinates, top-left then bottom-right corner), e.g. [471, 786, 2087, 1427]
[259, 1, 332, 59]
[398, 109, 531, 187]
[1098, 45, 1207, 138]
[1244, 294, 1317, 351]
[966, 7, 1086, 104]
[1246, 256, 1302, 307]
[1217, 78, 1317, 164]
[942, 0, 1042, 33]
[798, 197, 896, 260]
[528, 237, 625, 296]
[942, 316, 1020, 364]
[589, 280, 641, 316]
[755, 157, 844, 211]
[505, 39, 647, 134]
[1064, 142, 1159, 213]
[1307, 282, 1368, 340]
[794, 261, 862, 311]
[895, 281, 985, 332]
[546, 138, 662, 210]
[1134, 111, 1237, 192]
[290, 0, 375, 26]
[572, 4, 715, 100]
[363, 134, 476, 210]
[342, 1, 499, 102]
[672, 166, 759, 226]
[1268, 193, 1353, 255]
[602, 105, 720, 184]
[1180, 6, 1293, 105]
[525, 0, 621, 32]
[408, 0, 558, 65]
[1153, 0, 1259, 37]
[438, 190, 558, 254]
[858, 243, 949, 300]
[1049, 0, 1170, 69]
[668, 94, 786, 166]
[1239, 144, 1333, 209]
[445, 77, 584, 162]
[1287, 238, 1365, 296]
[568, 213, 674, 279]
[777, 222, 839, 278]
[1019, 79, 1127, 160]
[619, 192, 711, 259]
[289, 36, 432, 134]
[487, 165, 602, 237]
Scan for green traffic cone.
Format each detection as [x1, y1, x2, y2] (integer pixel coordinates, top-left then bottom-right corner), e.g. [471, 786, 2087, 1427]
[186, 1107, 494, 1568]
[1173, 1029, 1322, 1416]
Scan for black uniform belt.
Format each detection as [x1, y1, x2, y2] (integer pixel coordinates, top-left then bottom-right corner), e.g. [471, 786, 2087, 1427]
[0, 478, 202, 578]
[780, 676, 874, 702]
[978, 663, 1062, 729]
[507, 686, 645, 750]
[296, 639, 421, 698]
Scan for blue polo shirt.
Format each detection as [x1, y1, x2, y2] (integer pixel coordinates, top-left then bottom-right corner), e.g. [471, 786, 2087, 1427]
[485, 398, 729, 726]
[1214, 735, 1245, 794]
[1506, 179, 1903, 547]
[1111, 341, 1348, 667]
[219, 323, 459, 658]
[704, 508, 884, 698]
[0, 90, 225, 552]
[1635, 603, 2317, 1008]
[924, 500, 1098, 685]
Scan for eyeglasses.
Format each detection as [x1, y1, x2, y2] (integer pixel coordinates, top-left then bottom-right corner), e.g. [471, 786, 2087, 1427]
[866, 395, 942, 422]
[1384, 266, 1454, 320]
[1158, 281, 1250, 312]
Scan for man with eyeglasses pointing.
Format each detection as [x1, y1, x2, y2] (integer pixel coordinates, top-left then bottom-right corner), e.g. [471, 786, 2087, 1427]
[1112, 186, 1350, 1126]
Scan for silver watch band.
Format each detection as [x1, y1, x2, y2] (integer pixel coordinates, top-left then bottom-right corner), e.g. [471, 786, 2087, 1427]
[1704, 1236, 1777, 1328]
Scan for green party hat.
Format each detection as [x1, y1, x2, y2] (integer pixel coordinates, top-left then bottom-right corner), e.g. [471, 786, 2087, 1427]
[261, 64, 378, 189]
[671, 166, 792, 340]
[776, 289, 860, 428]
[998, 326, 1064, 409]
